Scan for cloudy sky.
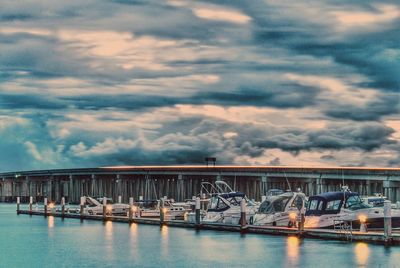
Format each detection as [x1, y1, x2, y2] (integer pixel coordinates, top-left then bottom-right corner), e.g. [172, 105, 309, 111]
[0, 0, 399, 171]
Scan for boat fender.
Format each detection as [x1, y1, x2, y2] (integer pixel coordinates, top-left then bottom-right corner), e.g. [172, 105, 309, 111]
[249, 216, 254, 225]
[288, 221, 293, 228]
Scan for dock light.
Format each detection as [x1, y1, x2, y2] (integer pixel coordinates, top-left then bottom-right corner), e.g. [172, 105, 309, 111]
[358, 214, 367, 224]
[49, 203, 55, 209]
[162, 208, 168, 214]
[289, 212, 297, 221]
[131, 206, 137, 213]
[106, 204, 112, 212]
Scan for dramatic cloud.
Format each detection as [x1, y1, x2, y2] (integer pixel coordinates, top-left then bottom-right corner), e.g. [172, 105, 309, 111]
[0, 0, 399, 171]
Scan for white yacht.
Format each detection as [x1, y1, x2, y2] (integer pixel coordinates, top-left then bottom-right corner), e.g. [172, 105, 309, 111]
[252, 191, 307, 227]
[80, 196, 129, 216]
[138, 199, 189, 219]
[199, 181, 259, 224]
[304, 191, 400, 229]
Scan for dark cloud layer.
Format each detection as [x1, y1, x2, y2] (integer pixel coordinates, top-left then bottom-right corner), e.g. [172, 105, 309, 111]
[0, 0, 399, 170]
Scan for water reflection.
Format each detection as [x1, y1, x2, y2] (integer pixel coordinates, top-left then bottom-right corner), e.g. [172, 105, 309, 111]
[160, 225, 169, 258]
[104, 221, 114, 260]
[129, 223, 138, 259]
[355, 242, 369, 266]
[286, 236, 300, 266]
[48, 216, 54, 228]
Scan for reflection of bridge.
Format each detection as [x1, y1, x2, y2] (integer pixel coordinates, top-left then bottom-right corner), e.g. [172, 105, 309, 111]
[1, 166, 400, 203]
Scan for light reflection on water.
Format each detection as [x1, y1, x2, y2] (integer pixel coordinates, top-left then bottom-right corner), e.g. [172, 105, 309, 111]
[286, 236, 300, 266]
[354, 242, 369, 266]
[129, 223, 138, 260]
[104, 221, 114, 260]
[47, 216, 54, 228]
[160, 225, 169, 258]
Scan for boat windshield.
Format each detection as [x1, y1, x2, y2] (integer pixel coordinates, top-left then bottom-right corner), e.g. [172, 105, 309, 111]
[345, 195, 372, 210]
[209, 196, 229, 211]
[258, 195, 292, 213]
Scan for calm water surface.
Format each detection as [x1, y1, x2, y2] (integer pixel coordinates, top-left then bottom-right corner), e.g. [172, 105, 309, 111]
[1, 204, 399, 267]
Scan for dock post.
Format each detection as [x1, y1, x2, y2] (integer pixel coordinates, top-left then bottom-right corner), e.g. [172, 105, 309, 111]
[44, 197, 48, 217]
[298, 209, 305, 235]
[384, 200, 392, 243]
[160, 198, 165, 225]
[80, 196, 85, 218]
[129, 197, 134, 220]
[29, 196, 33, 214]
[118, 195, 122, 204]
[16, 197, 20, 214]
[240, 198, 246, 228]
[61, 197, 65, 217]
[195, 197, 201, 227]
[102, 197, 107, 220]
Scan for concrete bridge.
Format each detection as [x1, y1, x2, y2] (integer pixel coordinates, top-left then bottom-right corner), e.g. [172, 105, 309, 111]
[1, 166, 400, 203]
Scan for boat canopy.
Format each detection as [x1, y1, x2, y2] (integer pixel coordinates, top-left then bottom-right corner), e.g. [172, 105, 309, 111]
[305, 191, 361, 216]
[313, 191, 359, 202]
[218, 192, 246, 199]
[208, 192, 246, 212]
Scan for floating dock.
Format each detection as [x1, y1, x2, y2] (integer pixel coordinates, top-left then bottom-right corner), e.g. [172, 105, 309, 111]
[17, 208, 400, 246]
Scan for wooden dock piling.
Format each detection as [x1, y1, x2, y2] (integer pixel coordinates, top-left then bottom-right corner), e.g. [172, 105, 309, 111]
[29, 196, 33, 214]
[240, 198, 247, 228]
[129, 197, 134, 220]
[384, 200, 392, 243]
[16, 197, 20, 214]
[195, 197, 201, 226]
[102, 197, 107, 220]
[160, 198, 165, 225]
[44, 197, 48, 217]
[61, 197, 65, 217]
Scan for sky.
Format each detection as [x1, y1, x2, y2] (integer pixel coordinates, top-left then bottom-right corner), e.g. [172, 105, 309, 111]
[0, 0, 399, 171]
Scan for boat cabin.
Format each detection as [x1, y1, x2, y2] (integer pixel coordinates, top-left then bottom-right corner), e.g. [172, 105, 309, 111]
[305, 191, 371, 216]
[208, 192, 246, 212]
[258, 192, 306, 214]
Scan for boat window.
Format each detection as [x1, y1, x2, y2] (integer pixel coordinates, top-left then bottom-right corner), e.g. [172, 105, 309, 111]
[273, 196, 291, 212]
[308, 199, 319, 210]
[217, 199, 229, 210]
[317, 201, 324, 210]
[209, 197, 219, 210]
[345, 195, 372, 210]
[326, 200, 341, 211]
[291, 196, 304, 209]
[258, 201, 272, 213]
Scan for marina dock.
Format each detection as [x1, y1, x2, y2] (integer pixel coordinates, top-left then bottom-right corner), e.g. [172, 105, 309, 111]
[16, 205, 400, 246]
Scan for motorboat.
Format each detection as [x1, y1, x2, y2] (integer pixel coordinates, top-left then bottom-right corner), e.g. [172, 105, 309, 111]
[138, 199, 190, 219]
[361, 194, 387, 207]
[77, 196, 129, 216]
[305, 190, 400, 229]
[266, 189, 285, 196]
[252, 191, 307, 227]
[198, 181, 259, 224]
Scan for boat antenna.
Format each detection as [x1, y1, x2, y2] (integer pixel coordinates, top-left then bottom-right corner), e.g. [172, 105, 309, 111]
[152, 179, 158, 200]
[342, 169, 346, 202]
[284, 171, 292, 192]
